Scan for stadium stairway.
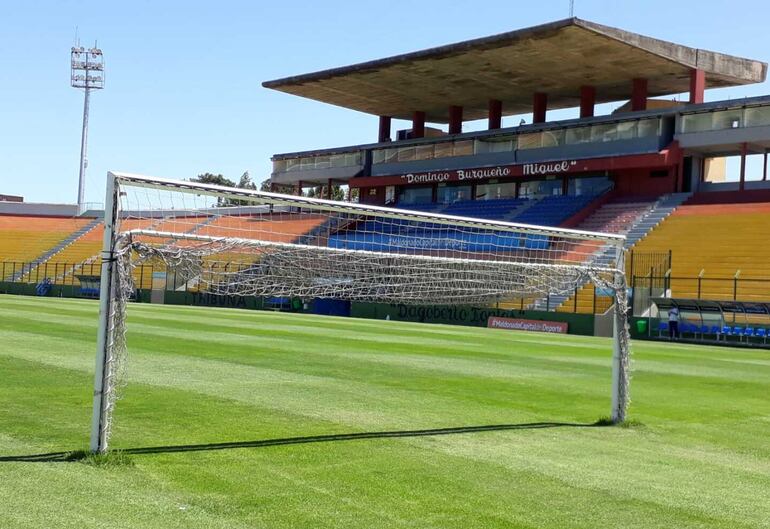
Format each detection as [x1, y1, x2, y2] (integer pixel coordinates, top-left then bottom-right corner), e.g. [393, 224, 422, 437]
[512, 194, 598, 226]
[0, 215, 98, 280]
[13, 217, 103, 281]
[533, 192, 691, 313]
[502, 198, 537, 221]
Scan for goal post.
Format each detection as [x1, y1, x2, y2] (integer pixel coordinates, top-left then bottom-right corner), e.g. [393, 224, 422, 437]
[90, 171, 631, 453]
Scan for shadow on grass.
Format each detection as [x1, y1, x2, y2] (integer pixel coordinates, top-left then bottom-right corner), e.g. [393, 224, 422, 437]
[0, 420, 608, 463]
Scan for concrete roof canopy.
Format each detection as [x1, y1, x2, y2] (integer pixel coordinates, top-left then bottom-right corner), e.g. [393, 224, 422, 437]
[262, 18, 767, 123]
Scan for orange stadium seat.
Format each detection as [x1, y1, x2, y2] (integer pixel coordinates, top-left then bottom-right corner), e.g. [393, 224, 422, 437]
[0, 215, 93, 278]
[631, 201, 770, 301]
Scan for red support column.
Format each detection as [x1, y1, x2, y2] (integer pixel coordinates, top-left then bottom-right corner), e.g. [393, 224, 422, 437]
[378, 116, 392, 142]
[631, 78, 648, 111]
[579, 86, 596, 118]
[295, 180, 303, 196]
[448, 105, 463, 134]
[488, 99, 502, 130]
[763, 150, 768, 181]
[689, 69, 705, 105]
[412, 111, 426, 138]
[533, 92, 548, 123]
[327, 178, 333, 200]
[739, 142, 748, 191]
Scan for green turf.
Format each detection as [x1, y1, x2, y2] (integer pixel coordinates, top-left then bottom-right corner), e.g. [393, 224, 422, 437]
[0, 294, 768, 528]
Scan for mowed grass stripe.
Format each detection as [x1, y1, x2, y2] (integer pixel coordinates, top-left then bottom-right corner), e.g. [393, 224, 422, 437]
[1, 295, 769, 529]
[0, 326, 608, 432]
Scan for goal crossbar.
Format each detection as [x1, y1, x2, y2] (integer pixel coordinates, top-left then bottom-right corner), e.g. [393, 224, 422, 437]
[109, 171, 626, 243]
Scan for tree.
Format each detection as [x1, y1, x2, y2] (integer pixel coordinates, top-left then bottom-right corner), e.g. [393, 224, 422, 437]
[238, 171, 256, 191]
[191, 173, 236, 206]
[192, 173, 236, 188]
[192, 172, 257, 206]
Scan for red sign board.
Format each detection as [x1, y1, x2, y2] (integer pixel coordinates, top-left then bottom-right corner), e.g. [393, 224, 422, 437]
[348, 149, 679, 189]
[487, 316, 568, 334]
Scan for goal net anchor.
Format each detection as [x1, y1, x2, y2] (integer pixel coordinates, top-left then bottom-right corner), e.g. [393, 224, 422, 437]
[89, 172, 631, 453]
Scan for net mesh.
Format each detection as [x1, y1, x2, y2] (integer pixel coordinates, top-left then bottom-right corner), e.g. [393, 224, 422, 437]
[96, 174, 631, 449]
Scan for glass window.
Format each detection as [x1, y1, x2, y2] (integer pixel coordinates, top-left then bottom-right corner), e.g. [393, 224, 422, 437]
[565, 126, 592, 144]
[285, 158, 299, 172]
[398, 185, 433, 205]
[616, 121, 638, 140]
[372, 150, 387, 165]
[415, 144, 434, 161]
[346, 152, 361, 166]
[541, 129, 564, 147]
[314, 155, 331, 169]
[637, 118, 661, 137]
[745, 106, 770, 127]
[568, 175, 612, 196]
[300, 157, 314, 170]
[453, 140, 474, 156]
[437, 183, 472, 203]
[433, 141, 454, 159]
[519, 178, 563, 198]
[475, 181, 517, 200]
[518, 132, 542, 150]
[475, 138, 515, 154]
[712, 109, 744, 130]
[273, 160, 287, 173]
[680, 113, 713, 133]
[384, 148, 398, 164]
[590, 123, 619, 142]
[385, 186, 396, 205]
[397, 147, 416, 162]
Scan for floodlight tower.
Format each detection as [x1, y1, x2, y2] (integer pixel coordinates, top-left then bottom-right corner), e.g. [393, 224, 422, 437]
[71, 44, 105, 215]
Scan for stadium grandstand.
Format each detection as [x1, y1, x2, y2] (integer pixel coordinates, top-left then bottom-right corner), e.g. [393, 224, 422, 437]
[3, 17, 770, 346]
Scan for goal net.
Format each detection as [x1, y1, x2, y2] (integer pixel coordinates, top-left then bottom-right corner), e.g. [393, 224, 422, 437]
[91, 172, 631, 452]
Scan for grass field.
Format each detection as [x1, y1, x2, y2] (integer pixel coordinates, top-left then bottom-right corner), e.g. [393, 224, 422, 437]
[0, 294, 768, 528]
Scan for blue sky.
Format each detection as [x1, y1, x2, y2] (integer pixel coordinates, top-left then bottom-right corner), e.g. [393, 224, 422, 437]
[1, 0, 768, 204]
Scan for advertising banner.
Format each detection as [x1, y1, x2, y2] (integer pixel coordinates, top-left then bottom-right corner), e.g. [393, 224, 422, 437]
[487, 316, 568, 334]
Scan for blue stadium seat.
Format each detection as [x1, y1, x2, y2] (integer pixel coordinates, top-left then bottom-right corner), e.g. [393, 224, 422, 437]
[657, 321, 668, 336]
[699, 325, 710, 337]
[745, 327, 755, 340]
[756, 328, 767, 343]
[709, 325, 721, 338]
[733, 327, 745, 341]
[721, 326, 733, 340]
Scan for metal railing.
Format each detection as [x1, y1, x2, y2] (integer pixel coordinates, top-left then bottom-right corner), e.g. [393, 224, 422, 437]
[632, 272, 770, 319]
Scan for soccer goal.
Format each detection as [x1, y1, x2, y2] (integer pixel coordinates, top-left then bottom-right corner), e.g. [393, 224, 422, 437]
[90, 171, 631, 452]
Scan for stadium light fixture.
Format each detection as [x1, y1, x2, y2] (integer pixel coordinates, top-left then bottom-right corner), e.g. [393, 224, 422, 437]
[71, 43, 105, 215]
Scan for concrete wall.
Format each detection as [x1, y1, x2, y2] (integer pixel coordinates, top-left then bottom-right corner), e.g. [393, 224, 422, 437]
[0, 202, 79, 217]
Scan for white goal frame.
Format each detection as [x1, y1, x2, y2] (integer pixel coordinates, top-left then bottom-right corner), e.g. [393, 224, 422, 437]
[90, 171, 630, 453]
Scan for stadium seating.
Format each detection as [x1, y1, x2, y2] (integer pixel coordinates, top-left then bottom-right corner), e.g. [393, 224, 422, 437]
[400, 197, 527, 221]
[197, 213, 325, 243]
[0, 215, 93, 278]
[575, 198, 657, 234]
[513, 194, 597, 226]
[0, 212, 328, 289]
[630, 199, 770, 301]
[443, 198, 528, 221]
[335, 195, 600, 254]
[556, 197, 658, 314]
